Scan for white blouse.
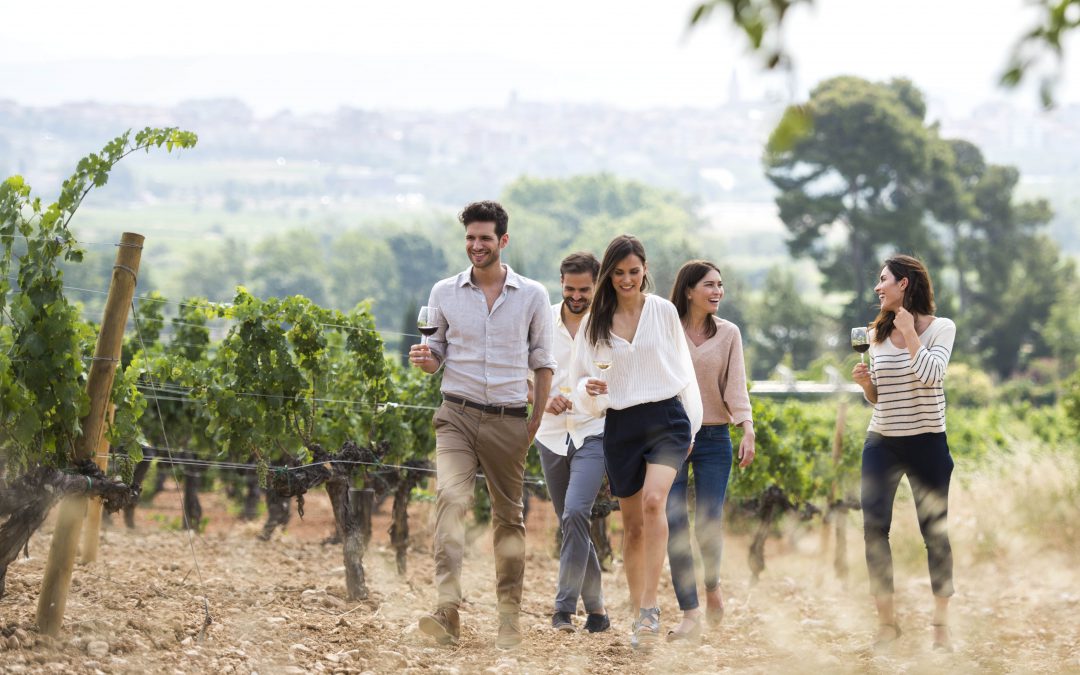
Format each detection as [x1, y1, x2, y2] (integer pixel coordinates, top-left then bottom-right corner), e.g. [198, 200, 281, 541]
[570, 294, 703, 437]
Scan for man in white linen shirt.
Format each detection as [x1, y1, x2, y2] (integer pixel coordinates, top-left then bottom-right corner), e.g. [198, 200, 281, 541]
[409, 200, 556, 650]
[534, 252, 611, 634]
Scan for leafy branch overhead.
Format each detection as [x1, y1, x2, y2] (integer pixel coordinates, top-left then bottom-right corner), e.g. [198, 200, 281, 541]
[688, 0, 1080, 107]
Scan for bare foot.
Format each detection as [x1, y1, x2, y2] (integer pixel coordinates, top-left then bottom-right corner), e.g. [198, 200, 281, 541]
[705, 587, 724, 623]
[933, 624, 952, 652]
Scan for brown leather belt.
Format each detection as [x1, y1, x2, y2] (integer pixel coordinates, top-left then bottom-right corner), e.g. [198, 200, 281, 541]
[443, 394, 528, 418]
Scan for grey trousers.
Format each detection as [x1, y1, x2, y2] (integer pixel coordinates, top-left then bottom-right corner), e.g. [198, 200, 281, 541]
[538, 435, 606, 614]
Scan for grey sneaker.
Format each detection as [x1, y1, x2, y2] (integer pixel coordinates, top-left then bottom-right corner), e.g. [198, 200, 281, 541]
[551, 611, 575, 632]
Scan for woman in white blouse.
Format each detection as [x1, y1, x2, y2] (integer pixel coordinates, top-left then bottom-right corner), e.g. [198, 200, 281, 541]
[573, 234, 702, 650]
[852, 254, 956, 652]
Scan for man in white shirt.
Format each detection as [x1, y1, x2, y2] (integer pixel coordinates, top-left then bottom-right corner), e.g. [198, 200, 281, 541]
[534, 252, 611, 634]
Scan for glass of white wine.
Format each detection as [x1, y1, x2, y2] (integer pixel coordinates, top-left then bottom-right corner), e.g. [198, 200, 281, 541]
[417, 306, 440, 346]
[850, 326, 869, 363]
[593, 338, 613, 381]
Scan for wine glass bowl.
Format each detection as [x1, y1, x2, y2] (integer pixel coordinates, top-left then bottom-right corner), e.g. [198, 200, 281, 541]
[593, 338, 613, 380]
[850, 326, 869, 363]
[417, 306, 440, 345]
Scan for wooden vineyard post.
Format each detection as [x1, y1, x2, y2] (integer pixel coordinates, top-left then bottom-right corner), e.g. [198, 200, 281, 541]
[830, 398, 849, 580]
[37, 232, 144, 636]
[79, 404, 116, 564]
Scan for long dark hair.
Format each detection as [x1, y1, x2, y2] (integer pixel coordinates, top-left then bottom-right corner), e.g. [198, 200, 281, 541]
[670, 260, 721, 340]
[585, 234, 650, 345]
[870, 254, 936, 343]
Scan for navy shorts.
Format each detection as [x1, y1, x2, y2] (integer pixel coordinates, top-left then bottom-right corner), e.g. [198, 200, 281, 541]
[603, 397, 693, 498]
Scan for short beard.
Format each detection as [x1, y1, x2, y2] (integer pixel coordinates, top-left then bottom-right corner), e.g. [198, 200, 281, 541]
[563, 298, 589, 315]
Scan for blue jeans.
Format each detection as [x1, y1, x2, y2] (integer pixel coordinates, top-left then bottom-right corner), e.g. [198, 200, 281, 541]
[666, 425, 733, 611]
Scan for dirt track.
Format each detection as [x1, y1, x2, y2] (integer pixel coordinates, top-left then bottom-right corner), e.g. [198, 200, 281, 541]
[2, 447, 1079, 674]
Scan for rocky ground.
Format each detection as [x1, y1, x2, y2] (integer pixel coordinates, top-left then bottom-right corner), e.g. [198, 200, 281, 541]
[2, 446, 1079, 674]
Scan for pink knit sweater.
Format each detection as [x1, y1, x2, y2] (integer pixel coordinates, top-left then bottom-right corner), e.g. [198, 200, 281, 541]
[686, 317, 752, 427]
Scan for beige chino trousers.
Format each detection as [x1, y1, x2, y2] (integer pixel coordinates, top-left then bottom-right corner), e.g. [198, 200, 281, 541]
[432, 401, 530, 615]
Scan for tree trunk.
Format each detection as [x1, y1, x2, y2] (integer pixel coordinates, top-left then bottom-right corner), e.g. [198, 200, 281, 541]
[342, 488, 374, 601]
[833, 505, 849, 580]
[241, 471, 261, 522]
[181, 461, 203, 531]
[748, 497, 780, 584]
[325, 476, 347, 546]
[589, 515, 613, 572]
[390, 480, 412, 576]
[259, 490, 291, 541]
[123, 457, 154, 530]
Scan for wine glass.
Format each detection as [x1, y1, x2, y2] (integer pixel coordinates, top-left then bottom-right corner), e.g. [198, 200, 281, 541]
[850, 326, 869, 363]
[593, 338, 613, 380]
[417, 306, 440, 346]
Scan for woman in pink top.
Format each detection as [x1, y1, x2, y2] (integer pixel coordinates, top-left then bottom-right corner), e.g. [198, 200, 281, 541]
[665, 260, 756, 640]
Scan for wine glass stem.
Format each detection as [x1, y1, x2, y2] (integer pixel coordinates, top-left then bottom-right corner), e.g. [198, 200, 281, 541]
[860, 352, 865, 364]
[421, 335, 427, 347]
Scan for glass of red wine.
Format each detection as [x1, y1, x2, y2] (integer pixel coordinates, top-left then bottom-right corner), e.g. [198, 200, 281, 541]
[417, 306, 440, 346]
[850, 326, 869, 363]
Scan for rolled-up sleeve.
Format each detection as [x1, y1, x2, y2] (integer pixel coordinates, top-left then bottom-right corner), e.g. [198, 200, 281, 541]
[526, 286, 557, 373]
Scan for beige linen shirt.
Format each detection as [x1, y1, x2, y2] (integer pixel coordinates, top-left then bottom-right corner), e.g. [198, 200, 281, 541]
[425, 264, 556, 406]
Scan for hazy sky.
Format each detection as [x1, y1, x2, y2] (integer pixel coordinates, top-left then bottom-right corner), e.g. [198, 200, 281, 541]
[2, 0, 1077, 115]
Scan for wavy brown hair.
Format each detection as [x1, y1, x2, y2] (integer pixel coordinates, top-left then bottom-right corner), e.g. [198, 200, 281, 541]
[870, 254, 936, 343]
[670, 260, 721, 340]
[585, 235, 650, 345]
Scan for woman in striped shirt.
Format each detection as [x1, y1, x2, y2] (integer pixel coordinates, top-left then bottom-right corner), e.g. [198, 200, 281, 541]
[573, 234, 702, 650]
[851, 254, 955, 653]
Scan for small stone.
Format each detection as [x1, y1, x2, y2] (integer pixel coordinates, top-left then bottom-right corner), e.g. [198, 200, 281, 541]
[184, 649, 201, 657]
[324, 653, 340, 663]
[266, 617, 287, 625]
[86, 641, 110, 658]
[181, 636, 193, 646]
[8, 635, 21, 650]
[378, 651, 408, 669]
[13, 629, 30, 644]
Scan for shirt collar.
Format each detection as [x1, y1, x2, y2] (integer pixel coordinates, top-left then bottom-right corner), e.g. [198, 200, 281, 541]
[457, 264, 521, 289]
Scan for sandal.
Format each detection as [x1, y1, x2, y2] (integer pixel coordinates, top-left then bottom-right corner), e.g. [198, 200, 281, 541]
[666, 615, 703, 642]
[872, 623, 902, 651]
[631, 607, 660, 650]
[932, 623, 953, 653]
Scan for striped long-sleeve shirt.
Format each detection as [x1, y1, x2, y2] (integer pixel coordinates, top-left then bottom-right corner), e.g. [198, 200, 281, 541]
[867, 317, 956, 436]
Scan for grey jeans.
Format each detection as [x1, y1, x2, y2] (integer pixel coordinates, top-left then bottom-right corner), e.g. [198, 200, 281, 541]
[538, 435, 606, 614]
